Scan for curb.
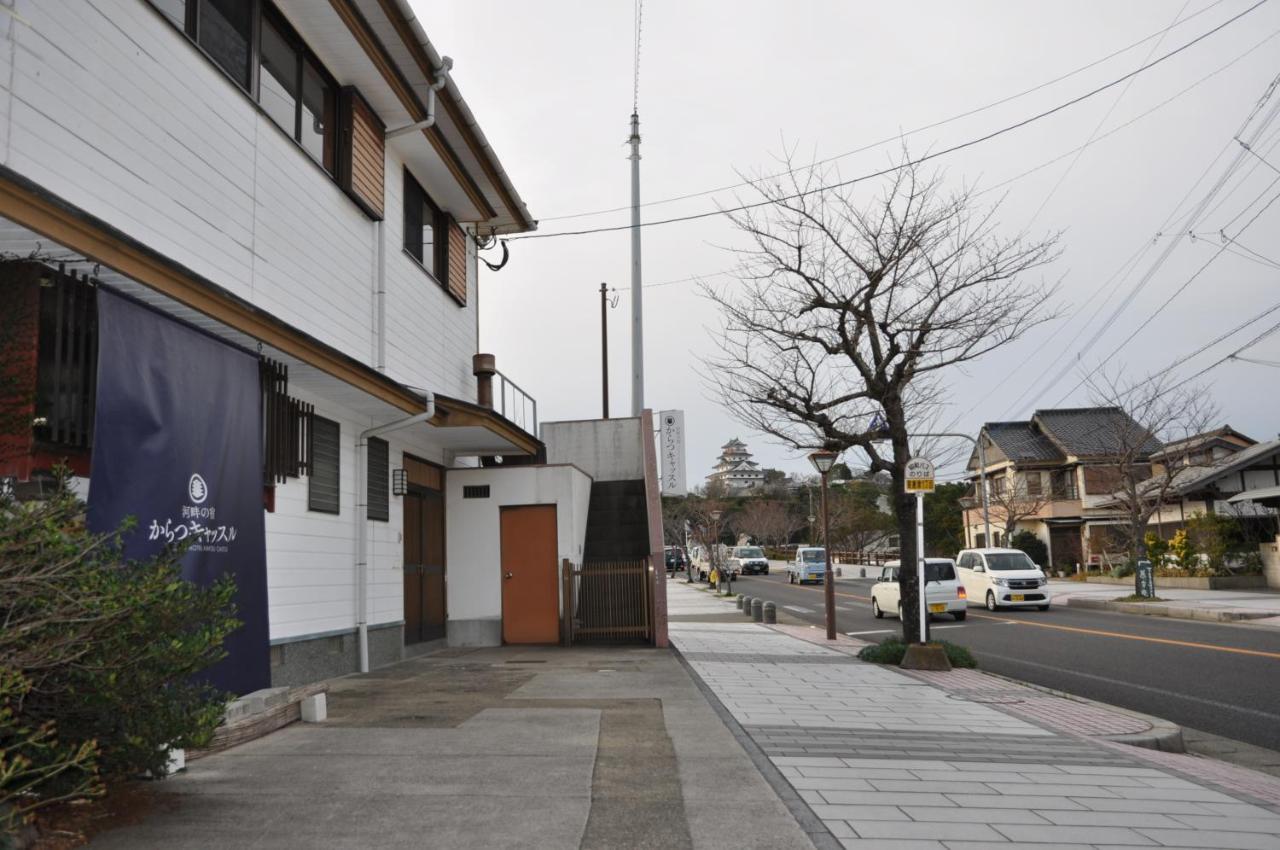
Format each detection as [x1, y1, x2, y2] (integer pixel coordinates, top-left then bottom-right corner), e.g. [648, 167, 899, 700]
[1067, 596, 1278, 623]
[976, 669, 1186, 753]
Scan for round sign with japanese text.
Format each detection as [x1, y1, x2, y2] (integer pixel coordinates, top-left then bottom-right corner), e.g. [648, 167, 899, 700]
[904, 457, 935, 493]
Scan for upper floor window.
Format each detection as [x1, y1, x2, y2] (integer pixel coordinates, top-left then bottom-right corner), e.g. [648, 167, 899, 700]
[403, 169, 444, 275]
[152, 0, 336, 174]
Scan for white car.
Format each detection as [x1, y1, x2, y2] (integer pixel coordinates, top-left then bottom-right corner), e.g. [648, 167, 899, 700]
[871, 559, 967, 621]
[787, 547, 828, 584]
[728, 546, 770, 576]
[955, 548, 1051, 611]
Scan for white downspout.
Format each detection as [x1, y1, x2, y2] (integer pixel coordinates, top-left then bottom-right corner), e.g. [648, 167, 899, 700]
[355, 395, 436, 673]
[385, 57, 452, 139]
[374, 219, 386, 373]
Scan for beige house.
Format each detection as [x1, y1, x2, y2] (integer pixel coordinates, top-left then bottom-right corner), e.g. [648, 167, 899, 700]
[965, 414, 1280, 578]
[963, 408, 1162, 570]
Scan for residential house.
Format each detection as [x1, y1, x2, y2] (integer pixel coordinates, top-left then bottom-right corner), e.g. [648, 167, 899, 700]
[0, 0, 663, 691]
[963, 407, 1162, 569]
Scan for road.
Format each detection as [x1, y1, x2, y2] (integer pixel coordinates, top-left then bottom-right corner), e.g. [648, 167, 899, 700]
[697, 568, 1280, 752]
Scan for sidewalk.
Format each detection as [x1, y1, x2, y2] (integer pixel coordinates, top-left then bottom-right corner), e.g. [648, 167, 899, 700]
[1050, 580, 1280, 626]
[87, 640, 812, 849]
[668, 580, 1280, 849]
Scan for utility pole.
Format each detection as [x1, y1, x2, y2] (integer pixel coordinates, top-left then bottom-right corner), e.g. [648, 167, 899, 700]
[600, 282, 610, 419]
[628, 112, 644, 415]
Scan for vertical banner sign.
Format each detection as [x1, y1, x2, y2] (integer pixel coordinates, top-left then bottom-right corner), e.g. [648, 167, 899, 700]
[659, 410, 687, 496]
[87, 289, 270, 695]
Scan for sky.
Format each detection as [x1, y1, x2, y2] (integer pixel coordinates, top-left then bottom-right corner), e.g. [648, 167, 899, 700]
[416, 0, 1280, 485]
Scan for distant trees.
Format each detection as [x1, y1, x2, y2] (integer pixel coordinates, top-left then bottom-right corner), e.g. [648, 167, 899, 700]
[738, 500, 803, 547]
[923, 482, 967, 557]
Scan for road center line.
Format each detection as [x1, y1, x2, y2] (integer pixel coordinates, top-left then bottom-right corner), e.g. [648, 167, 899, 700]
[965, 611, 1280, 660]
[760, 580, 1280, 659]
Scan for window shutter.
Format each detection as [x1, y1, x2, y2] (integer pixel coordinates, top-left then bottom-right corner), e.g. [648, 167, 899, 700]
[446, 217, 467, 305]
[337, 87, 385, 218]
[367, 437, 389, 521]
[309, 416, 341, 514]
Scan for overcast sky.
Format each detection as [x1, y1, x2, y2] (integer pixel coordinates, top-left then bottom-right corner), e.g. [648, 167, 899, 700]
[419, 1, 1280, 485]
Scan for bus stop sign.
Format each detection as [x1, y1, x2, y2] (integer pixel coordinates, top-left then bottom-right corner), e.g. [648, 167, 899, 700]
[905, 457, 935, 494]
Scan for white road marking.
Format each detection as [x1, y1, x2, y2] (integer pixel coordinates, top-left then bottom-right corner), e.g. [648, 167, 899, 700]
[783, 605, 814, 614]
[845, 629, 894, 636]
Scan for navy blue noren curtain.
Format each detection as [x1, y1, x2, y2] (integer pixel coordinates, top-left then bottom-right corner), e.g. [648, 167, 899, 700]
[87, 289, 271, 695]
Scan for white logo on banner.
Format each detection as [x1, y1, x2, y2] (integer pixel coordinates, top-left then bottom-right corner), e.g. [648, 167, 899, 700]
[188, 473, 209, 504]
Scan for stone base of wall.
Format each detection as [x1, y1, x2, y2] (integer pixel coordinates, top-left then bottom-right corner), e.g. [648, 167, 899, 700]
[269, 622, 404, 688]
[447, 617, 501, 647]
[1083, 575, 1269, 590]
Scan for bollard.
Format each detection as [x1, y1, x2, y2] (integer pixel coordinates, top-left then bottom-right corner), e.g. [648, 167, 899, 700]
[743, 597, 755, 617]
[751, 598, 764, 622]
[836, 567, 842, 578]
[736, 593, 745, 610]
[860, 567, 866, 578]
[763, 601, 777, 624]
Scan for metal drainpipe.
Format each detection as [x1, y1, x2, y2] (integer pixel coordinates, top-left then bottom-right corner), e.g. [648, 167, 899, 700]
[385, 58, 453, 139]
[374, 220, 386, 372]
[355, 396, 436, 673]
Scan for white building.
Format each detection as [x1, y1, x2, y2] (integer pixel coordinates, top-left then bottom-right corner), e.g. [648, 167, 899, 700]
[0, 0, 664, 690]
[708, 437, 766, 493]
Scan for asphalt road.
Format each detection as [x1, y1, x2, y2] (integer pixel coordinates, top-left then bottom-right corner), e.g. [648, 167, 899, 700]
[698, 569, 1280, 752]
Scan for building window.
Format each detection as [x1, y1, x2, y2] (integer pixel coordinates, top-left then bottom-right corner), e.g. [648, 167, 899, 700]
[1024, 472, 1042, 497]
[403, 169, 446, 276]
[198, 0, 253, 90]
[309, 416, 340, 514]
[152, 0, 337, 175]
[367, 437, 389, 522]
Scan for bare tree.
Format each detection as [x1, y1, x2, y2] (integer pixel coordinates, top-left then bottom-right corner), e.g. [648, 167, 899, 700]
[704, 150, 1059, 642]
[1086, 372, 1218, 565]
[986, 470, 1053, 542]
[739, 499, 803, 547]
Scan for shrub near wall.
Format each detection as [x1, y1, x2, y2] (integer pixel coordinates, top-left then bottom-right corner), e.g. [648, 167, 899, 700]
[1, 475, 238, 840]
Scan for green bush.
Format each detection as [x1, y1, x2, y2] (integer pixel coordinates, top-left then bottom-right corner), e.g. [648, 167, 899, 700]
[1008, 530, 1048, 568]
[856, 636, 977, 668]
[1, 474, 239, 838]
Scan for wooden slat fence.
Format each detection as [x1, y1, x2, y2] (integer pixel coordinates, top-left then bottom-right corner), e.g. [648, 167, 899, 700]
[561, 559, 652, 645]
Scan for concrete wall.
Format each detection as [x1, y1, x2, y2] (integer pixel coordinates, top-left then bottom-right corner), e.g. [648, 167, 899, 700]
[1263, 536, 1280, 588]
[542, 418, 645, 482]
[443, 465, 592, 646]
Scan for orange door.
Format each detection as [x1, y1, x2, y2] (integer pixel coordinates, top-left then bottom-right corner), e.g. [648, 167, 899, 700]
[500, 505, 560, 644]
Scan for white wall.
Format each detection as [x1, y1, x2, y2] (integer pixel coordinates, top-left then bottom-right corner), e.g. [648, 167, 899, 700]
[3, 0, 478, 400]
[443, 465, 592, 625]
[542, 418, 644, 482]
[264, 389, 455, 642]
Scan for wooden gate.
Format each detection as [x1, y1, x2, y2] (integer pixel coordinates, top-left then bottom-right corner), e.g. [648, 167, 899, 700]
[561, 559, 653, 644]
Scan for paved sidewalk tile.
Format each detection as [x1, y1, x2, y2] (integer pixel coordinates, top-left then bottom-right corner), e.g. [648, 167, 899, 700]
[666, 580, 1280, 850]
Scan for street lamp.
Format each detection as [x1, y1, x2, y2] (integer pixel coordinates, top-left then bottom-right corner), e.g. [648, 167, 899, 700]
[809, 449, 839, 640]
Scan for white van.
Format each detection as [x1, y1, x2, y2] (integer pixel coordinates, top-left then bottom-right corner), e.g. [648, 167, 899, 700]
[955, 548, 1051, 611]
[787, 547, 828, 584]
[871, 559, 967, 621]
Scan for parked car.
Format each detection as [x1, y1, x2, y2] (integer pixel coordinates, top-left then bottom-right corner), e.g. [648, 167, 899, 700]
[727, 546, 770, 576]
[871, 559, 967, 621]
[787, 547, 828, 584]
[955, 548, 1051, 611]
[664, 546, 687, 575]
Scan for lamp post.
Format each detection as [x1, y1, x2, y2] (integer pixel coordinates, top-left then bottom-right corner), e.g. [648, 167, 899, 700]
[809, 449, 839, 640]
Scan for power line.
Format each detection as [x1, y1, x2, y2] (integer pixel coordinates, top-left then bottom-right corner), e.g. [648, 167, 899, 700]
[1165, 316, 1280, 391]
[508, 1, 1268, 243]
[1011, 75, 1280, 413]
[1024, 0, 1194, 227]
[537, 0, 1230, 224]
[607, 26, 1280, 298]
